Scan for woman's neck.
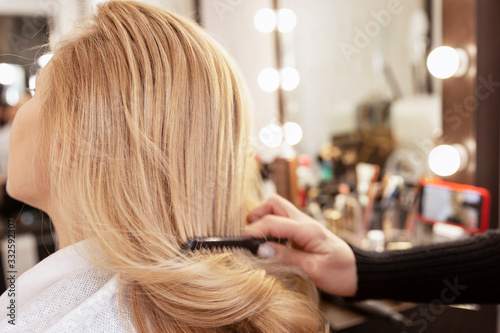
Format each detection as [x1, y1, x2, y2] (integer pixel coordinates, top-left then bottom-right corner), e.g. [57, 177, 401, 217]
[45, 206, 74, 250]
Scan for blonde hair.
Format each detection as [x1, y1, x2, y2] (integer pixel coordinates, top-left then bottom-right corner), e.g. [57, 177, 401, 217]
[38, 1, 326, 332]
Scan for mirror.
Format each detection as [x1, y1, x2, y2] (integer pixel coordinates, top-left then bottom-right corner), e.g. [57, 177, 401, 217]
[418, 178, 490, 233]
[200, 0, 443, 186]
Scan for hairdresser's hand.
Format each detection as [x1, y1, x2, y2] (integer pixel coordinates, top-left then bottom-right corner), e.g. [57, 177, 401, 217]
[245, 194, 357, 297]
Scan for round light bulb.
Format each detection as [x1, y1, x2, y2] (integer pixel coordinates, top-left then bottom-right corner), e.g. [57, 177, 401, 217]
[428, 144, 461, 176]
[280, 67, 300, 91]
[258, 68, 280, 92]
[29, 75, 36, 96]
[278, 8, 296, 33]
[0, 64, 16, 85]
[91, 0, 109, 7]
[254, 8, 276, 33]
[259, 124, 283, 148]
[284, 122, 302, 145]
[5, 86, 19, 106]
[427, 47, 468, 79]
[37, 53, 54, 68]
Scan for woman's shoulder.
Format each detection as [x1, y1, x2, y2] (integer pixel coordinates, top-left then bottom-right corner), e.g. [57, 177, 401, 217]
[0, 239, 136, 332]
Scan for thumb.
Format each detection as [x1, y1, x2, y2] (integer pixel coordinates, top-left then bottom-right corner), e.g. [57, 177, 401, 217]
[266, 242, 319, 275]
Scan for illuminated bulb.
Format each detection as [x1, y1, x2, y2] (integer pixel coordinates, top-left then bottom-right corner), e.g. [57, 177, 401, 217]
[258, 68, 280, 92]
[278, 8, 296, 33]
[427, 47, 469, 79]
[280, 67, 300, 91]
[254, 8, 276, 33]
[37, 53, 54, 68]
[29, 75, 36, 96]
[0, 64, 16, 85]
[284, 122, 302, 145]
[92, 0, 108, 5]
[428, 144, 468, 177]
[5, 86, 19, 106]
[259, 124, 283, 148]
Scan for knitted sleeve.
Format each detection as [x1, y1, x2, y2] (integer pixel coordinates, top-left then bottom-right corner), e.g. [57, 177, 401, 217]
[349, 231, 500, 304]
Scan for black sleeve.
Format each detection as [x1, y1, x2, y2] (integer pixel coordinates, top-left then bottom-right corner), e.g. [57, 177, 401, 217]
[349, 230, 500, 304]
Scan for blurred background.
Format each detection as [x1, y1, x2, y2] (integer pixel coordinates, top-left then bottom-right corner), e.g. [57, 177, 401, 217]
[1, 0, 499, 331]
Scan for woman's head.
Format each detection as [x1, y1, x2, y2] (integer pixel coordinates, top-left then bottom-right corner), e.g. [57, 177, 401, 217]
[28, 0, 256, 245]
[9, 2, 326, 331]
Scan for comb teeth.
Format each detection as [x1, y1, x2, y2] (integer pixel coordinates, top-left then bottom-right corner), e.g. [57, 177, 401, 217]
[182, 237, 287, 255]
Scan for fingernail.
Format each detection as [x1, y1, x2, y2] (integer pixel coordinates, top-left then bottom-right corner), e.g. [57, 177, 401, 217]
[257, 243, 275, 258]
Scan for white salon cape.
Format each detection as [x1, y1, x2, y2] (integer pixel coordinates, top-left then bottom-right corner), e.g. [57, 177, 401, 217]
[0, 239, 136, 332]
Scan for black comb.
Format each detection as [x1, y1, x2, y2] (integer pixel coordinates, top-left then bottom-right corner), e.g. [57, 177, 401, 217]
[182, 236, 288, 255]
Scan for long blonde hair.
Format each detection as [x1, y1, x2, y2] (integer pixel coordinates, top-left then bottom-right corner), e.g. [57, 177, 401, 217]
[38, 1, 326, 332]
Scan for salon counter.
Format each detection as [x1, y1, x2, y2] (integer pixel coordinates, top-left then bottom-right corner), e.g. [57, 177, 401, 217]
[320, 298, 497, 332]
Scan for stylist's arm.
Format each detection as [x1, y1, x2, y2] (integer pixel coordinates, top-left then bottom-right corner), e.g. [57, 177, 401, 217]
[245, 194, 358, 297]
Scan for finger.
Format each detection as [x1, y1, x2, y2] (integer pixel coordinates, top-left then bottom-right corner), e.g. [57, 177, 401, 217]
[247, 203, 275, 223]
[247, 195, 295, 222]
[245, 214, 300, 239]
[263, 242, 287, 258]
[256, 243, 276, 258]
[269, 242, 319, 274]
[247, 195, 288, 222]
[245, 215, 326, 250]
